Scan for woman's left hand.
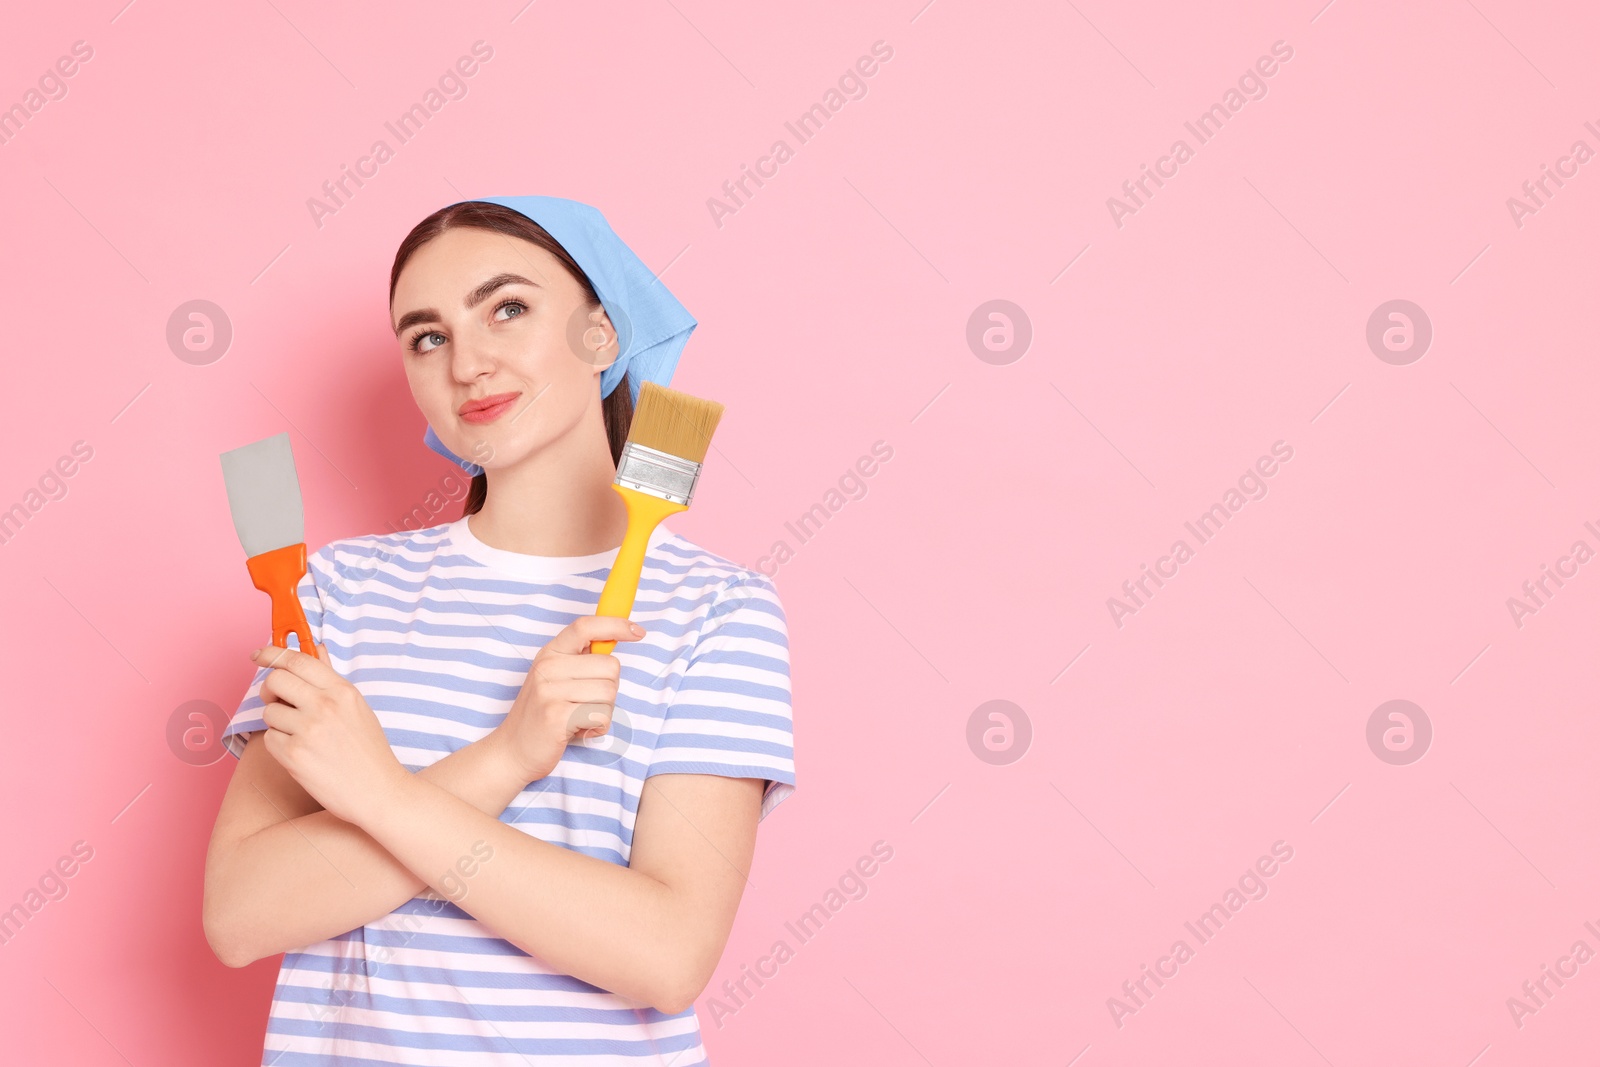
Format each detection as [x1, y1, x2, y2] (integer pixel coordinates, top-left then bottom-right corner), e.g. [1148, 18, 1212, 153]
[250, 643, 408, 828]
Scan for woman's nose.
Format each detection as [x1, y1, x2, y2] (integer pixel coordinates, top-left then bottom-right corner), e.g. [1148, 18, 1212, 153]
[449, 332, 496, 382]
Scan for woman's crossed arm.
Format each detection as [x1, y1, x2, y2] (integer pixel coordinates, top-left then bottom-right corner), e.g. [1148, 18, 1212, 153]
[202, 638, 765, 1015]
[202, 724, 529, 968]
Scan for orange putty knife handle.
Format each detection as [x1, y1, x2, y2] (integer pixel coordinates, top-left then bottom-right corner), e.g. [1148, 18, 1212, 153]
[245, 542, 316, 653]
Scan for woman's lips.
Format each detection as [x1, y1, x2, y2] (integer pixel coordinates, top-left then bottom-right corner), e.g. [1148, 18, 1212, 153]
[458, 393, 520, 424]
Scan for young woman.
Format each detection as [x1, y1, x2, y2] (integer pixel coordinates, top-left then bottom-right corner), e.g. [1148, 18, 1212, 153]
[203, 196, 796, 1065]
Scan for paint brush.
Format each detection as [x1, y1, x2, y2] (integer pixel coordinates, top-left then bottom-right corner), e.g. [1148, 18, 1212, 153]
[590, 382, 724, 655]
[220, 431, 316, 654]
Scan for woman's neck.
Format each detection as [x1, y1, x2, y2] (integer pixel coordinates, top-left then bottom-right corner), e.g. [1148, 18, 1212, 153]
[466, 415, 629, 558]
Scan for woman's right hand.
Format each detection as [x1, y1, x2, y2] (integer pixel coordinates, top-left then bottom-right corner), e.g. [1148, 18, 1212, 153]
[493, 614, 648, 784]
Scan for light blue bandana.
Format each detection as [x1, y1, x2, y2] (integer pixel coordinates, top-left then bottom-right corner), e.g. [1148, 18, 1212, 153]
[417, 195, 697, 476]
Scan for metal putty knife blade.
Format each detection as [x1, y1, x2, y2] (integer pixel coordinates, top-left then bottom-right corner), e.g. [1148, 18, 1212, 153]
[219, 431, 305, 558]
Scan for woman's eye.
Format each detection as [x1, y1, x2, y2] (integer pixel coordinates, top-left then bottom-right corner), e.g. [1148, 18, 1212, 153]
[412, 331, 445, 354]
[495, 300, 527, 321]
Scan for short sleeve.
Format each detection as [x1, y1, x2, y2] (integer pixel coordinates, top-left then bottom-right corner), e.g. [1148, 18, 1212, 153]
[647, 572, 796, 821]
[220, 546, 330, 760]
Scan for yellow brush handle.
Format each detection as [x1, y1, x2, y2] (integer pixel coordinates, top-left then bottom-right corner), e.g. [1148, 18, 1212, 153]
[590, 483, 687, 654]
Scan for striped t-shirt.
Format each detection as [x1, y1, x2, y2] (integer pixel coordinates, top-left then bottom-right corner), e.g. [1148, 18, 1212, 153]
[221, 515, 795, 1066]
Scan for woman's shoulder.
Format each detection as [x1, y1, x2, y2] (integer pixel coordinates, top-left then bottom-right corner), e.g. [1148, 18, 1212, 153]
[654, 527, 781, 599]
[306, 521, 456, 579]
[652, 528, 786, 639]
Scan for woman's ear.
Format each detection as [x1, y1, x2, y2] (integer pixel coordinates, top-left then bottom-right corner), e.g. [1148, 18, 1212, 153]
[567, 303, 619, 372]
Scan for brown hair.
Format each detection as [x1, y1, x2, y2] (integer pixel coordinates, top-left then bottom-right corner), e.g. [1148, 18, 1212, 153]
[389, 200, 634, 517]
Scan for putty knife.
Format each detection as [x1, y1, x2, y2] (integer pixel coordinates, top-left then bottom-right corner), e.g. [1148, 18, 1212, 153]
[219, 431, 315, 653]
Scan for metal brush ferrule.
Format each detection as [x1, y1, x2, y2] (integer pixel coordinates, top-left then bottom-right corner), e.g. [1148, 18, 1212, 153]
[615, 442, 702, 505]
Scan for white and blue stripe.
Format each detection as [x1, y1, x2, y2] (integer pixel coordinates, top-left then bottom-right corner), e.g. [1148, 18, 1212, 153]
[223, 516, 795, 1065]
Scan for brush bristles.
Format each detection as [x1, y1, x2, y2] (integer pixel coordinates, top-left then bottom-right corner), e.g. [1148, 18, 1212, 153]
[628, 382, 724, 465]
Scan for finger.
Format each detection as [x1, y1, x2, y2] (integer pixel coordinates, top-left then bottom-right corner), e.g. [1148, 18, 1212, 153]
[566, 704, 613, 739]
[261, 726, 299, 774]
[543, 616, 646, 656]
[261, 700, 306, 736]
[261, 667, 319, 710]
[250, 643, 338, 688]
[549, 678, 621, 707]
[533, 653, 621, 682]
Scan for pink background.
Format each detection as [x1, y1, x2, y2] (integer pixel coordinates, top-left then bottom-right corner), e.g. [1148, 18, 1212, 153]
[2, 0, 1598, 1062]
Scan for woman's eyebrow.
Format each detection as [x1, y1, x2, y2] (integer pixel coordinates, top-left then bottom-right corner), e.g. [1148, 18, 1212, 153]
[393, 273, 542, 335]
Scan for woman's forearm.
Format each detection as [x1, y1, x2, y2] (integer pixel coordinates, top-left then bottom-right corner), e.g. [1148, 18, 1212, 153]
[215, 730, 532, 965]
[356, 772, 688, 1013]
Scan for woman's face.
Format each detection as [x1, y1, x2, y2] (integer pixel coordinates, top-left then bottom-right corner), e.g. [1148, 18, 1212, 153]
[391, 225, 617, 472]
